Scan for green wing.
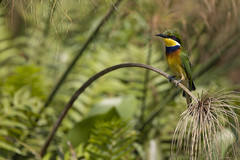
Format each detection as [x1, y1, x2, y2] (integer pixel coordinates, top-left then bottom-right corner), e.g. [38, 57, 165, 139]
[180, 52, 195, 90]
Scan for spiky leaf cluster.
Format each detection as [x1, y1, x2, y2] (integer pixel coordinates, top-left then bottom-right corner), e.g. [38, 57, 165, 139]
[172, 91, 240, 160]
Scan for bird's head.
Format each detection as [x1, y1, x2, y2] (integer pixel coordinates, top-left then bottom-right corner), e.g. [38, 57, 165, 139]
[156, 29, 182, 47]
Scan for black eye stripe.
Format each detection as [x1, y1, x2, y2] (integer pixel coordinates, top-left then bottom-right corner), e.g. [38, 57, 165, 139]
[168, 36, 181, 44]
[175, 37, 181, 44]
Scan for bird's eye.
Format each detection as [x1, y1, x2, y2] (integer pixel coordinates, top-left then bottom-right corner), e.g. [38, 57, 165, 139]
[170, 36, 176, 40]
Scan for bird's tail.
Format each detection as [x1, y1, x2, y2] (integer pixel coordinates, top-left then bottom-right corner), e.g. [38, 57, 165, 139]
[183, 81, 196, 106]
[185, 93, 191, 106]
[191, 81, 196, 91]
[182, 81, 196, 97]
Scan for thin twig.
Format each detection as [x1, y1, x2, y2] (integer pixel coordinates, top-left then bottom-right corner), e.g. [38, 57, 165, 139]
[40, 62, 197, 157]
[43, 0, 58, 38]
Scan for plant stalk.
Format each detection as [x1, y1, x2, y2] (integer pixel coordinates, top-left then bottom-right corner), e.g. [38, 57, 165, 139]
[40, 62, 197, 157]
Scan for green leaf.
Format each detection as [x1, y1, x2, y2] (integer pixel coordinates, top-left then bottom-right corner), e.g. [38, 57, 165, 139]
[115, 96, 139, 120]
[0, 120, 27, 129]
[0, 141, 22, 155]
[88, 96, 139, 120]
[4, 65, 46, 99]
[66, 107, 120, 148]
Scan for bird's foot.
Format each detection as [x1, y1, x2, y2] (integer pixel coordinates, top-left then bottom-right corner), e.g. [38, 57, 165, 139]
[175, 79, 182, 87]
[168, 75, 176, 82]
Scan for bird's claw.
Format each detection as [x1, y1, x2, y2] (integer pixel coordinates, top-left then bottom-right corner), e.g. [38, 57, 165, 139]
[175, 79, 182, 87]
[168, 75, 176, 82]
[168, 75, 182, 87]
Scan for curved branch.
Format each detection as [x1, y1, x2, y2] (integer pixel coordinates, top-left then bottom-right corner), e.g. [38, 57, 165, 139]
[40, 62, 197, 157]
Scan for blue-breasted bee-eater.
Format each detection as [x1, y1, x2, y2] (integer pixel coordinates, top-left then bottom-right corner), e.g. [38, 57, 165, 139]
[156, 29, 196, 105]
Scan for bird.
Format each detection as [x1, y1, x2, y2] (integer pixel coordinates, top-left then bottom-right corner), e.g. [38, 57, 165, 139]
[156, 29, 196, 105]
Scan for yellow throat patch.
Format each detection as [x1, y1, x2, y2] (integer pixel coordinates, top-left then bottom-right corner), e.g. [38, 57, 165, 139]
[163, 38, 180, 47]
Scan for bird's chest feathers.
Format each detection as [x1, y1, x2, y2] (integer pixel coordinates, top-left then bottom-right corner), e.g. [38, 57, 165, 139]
[166, 50, 181, 66]
[166, 49, 183, 76]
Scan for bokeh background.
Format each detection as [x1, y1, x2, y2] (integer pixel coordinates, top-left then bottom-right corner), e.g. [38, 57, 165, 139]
[0, 0, 239, 159]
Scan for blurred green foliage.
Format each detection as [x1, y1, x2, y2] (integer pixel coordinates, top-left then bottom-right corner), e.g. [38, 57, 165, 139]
[86, 118, 139, 160]
[3, 65, 47, 99]
[0, 0, 239, 159]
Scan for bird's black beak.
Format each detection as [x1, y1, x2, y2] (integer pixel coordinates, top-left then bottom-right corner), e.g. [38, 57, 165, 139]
[156, 34, 168, 38]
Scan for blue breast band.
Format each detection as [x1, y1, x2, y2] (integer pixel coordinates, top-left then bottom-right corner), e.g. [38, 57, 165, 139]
[166, 45, 180, 54]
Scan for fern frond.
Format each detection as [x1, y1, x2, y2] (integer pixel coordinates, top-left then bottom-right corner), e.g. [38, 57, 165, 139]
[85, 118, 138, 160]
